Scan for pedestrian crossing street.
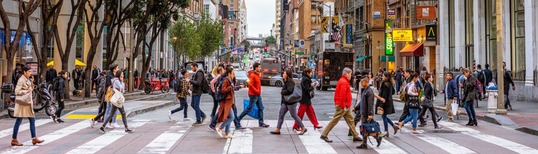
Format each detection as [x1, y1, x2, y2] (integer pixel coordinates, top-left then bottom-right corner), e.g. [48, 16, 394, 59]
[1, 118, 537, 154]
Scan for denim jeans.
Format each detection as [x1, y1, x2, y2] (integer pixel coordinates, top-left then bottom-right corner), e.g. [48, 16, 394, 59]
[396, 81, 401, 93]
[504, 95, 512, 109]
[464, 100, 476, 121]
[211, 104, 243, 128]
[403, 108, 419, 129]
[238, 95, 265, 125]
[104, 102, 117, 123]
[171, 98, 188, 118]
[191, 95, 206, 122]
[13, 118, 36, 139]
[220, 109, 235, 134]
[381, 114, 395, 132]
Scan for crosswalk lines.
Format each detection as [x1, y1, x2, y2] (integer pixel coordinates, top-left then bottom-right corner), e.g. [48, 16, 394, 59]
[1, 119, 537, 154]
[0, 119, 51, 139]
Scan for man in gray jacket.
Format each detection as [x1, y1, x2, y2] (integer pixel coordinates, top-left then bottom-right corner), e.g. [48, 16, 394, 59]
[189, 63, 207, 124]
[356, 78, 382, 149]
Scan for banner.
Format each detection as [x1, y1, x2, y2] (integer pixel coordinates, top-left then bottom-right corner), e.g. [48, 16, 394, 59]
[417, 6, 436, 20]
[386, 33, 393, 55]
[321, 16, 340, 33]
[344, 23, 353, 47]
[426, 25, 437, 41]
[392, 29, 413, 42]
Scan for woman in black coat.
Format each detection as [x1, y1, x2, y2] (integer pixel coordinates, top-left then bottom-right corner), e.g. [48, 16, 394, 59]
[418, 74, 441, 129]
[293, 68, 322, 131]
[375, 72, 398, 137]
[271, 70, 307, 135]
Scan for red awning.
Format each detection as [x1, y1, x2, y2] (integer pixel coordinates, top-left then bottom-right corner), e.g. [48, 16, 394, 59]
[400, 43, 424, 57]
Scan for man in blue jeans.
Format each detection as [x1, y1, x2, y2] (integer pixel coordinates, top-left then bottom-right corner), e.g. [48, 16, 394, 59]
[189, 63, 207, 124]
[238, 62, 270, 128]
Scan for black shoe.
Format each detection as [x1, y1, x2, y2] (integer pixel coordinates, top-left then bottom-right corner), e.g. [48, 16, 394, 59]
[56, 119, 65, 123]
[50, 116, 57, 123]
[418, 124, 426, 127]
[473, 120, 478, 126]
[194, 121, 202, 125]
[320, 136, 333, 143]
[99, 127, 106, 134]
[236, 127, 246, 130]
[437, 117, 443, 122]
[259, 124, 270, 128]
[434, 126, 443, 129]
[356, 144, 368, 149]
[376, 136, 383, 147]
[125, 129, 134, 133]
[353, 137, 363, 142]
[270, 131, 281, 135]
[347, 132, 352, 137]
[466, 121, 473, 126]
[201, 115, 207, 123]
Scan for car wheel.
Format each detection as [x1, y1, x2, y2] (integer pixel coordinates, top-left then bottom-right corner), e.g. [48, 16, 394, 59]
[275, 81, 283, 87]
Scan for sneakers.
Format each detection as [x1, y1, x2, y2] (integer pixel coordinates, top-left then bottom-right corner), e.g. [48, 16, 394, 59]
[168, 110, 172, 120]
[112, 123, 121, 128]
[106, 124, 114, 129]
[99, 127, 106, 133]
[89, 119, 97, 128]
[208, 126, 216, 132]
[259, 123, 270, 128]
[437, 116, 443, 122]
[216, 128, 224, 138]
[56, 119, 65, 123]
[125, 129, 134, 133]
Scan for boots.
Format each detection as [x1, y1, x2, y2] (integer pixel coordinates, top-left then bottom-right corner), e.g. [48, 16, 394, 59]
[32, 138, 44, 145]
[393, 125, 400, 135]
[11, 139, 23, 146]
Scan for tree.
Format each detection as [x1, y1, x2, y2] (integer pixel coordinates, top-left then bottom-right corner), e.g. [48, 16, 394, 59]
[169, 16, 201, 64]
[265, 35, 277, 46]
[198, 16, 223, 58]
[0, 0, 41, 83]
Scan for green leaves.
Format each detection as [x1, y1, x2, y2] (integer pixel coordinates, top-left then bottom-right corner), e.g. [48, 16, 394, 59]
[265, 36, 277, 46]
[169, 15, 223, 61]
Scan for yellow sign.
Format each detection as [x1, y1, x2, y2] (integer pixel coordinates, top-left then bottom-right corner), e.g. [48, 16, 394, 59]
[392, 29, 413, 42]
[321, 17, 339, 33]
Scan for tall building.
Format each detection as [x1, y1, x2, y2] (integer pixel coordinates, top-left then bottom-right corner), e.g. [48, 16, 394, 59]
[204, 0, 219, 21]
[238, 0, 248, 43]
[275, 0, 282, 48]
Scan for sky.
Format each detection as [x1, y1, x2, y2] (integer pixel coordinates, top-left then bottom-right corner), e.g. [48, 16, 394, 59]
[246, 0, 275, 37]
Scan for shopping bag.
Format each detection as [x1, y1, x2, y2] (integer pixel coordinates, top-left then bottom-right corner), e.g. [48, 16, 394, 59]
[451, 102, 458, 116]
[243, 99, 259, 119]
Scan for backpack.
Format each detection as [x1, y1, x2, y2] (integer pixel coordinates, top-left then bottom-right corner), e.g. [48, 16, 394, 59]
[174, 78, 183, 93]
[213, 77, 229, 102]
[399, 82, 408, 102]
[194, 71, 211, 94]
[51, 77, 61, 91]
[476, 70, 485, 83]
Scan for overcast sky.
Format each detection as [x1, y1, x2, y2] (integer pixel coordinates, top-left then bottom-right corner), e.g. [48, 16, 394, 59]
[246, 0, 275, 37]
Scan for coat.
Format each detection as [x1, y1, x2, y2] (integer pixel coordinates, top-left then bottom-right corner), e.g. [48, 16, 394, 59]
[300, 74, 314, 104]
[217, 77, 234, 123]
[463, 75, 478, 102]
[55, 77, 66, 101]
[190, 69, 205, 95]
[376, 81, 395, 114]
[14, 76, 35, 118]
[360, 87, 375, 116]
[248, 70, 261, 96]
[334, 76, 352, 109]
[281, 79, 296, 105]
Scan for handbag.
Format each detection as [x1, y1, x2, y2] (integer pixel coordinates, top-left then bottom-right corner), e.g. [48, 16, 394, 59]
[105, 86, 114, 102]
[360, 120, 381, 136]
[243, 99, 259, 119]
[110, 88, 125, 108]
[284, 84, 302, 103]
[376, 106, 384, 115]
[15, 92, 32, 106]
[408, 96, 420, 108]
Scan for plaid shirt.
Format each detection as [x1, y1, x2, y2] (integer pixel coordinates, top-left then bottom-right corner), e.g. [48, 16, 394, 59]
[176, 78, 190, 99]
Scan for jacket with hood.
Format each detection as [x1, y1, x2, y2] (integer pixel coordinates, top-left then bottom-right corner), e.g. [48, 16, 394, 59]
[248, 70, 261, 96]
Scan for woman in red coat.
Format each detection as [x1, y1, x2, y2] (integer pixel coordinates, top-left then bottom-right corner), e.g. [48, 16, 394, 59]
[216, 67, 236, 138]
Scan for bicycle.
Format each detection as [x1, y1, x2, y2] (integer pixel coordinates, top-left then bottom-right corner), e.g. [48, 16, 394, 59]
[144, 77, 170, 94]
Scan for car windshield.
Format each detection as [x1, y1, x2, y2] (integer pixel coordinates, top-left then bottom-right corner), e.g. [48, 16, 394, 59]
[235, 72, 247, 79]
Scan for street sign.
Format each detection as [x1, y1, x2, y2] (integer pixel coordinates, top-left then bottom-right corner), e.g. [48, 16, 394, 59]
[299, 39, 305, 49]
[392, 29, 413, 42]
[321, 17, 340, 33]
[426, 25, 437, 41]
[373, 11, 381, 19]
[386, 33, 394, 55]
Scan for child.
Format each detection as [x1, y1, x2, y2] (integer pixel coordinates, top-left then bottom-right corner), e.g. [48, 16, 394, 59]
[169, 69, 191, 120]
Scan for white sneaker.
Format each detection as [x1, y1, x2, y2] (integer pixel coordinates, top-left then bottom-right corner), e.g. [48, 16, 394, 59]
[168, 110, 172, 120]
[113, 123, 121, 128]
[89, 119, 96, 128]
[105, 124, 114, 129]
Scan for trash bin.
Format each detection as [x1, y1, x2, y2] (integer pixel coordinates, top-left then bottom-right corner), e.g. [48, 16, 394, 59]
[485, 82, 498, 113]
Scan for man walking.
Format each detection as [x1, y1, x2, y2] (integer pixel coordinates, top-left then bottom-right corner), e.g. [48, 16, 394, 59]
[484, 64, 493, 85]
[91, 65, 100, 93]
[46, 66, 57, 84]
[189, 63, 207, 124]
[52, 71, 68, 123]
[320, 68, 363, 143]
[72, 66, 82, 90]
[502, 62, 516, 110]
[238, 62, 270, 128]
[444, 72, 459, 122]
[356, 78, 383, 149]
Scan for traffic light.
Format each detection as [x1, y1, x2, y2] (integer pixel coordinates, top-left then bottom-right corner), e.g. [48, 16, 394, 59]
[264, 46, 268, 52]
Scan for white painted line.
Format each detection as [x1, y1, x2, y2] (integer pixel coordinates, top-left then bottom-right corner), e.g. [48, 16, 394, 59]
[223, 129, 253, 154]
[439, 121, 538, 153]
[1, 120, 89, 154]
[370, 139, 409, 154]
[65, 122, 147, 154]
[0, 119, 51, 139]
[399, 127, 475, 154]
[137, 132, 184, 154]
[297, 127, 337, 154]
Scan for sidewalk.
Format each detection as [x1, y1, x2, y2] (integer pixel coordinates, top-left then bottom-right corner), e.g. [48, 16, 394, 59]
[394, 95, 538, 136]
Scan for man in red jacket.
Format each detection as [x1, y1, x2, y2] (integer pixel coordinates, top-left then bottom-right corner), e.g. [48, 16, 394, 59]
[320, 67, 363, 143]
[238, 62, 270, 128]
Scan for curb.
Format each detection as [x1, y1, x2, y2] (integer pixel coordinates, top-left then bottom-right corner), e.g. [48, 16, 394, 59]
[516, 127, 538, 136]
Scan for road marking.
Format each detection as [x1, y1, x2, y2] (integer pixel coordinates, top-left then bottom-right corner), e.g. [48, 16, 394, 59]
[65, 122, 147, 154]
[223, 129, 253, 154]
[0, 119, 51, 139]
[1, 120, 89, 154]
[65, 114, 122, 119]
[370, 138, 409, 154]
[439, 121, 538, 153]
[138, 124, 191, 154]
[297, 127, 337, 154]
[399, 127, 475, 154]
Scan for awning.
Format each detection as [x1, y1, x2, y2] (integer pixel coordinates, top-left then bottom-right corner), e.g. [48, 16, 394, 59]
[380, 55, 395, 62]
[355, 56, 368, 62]
[400, 43, 424, 57]
[47, 59, 87, 67]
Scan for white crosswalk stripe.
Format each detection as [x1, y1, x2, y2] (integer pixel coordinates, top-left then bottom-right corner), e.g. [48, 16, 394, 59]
[66, 122, 147, 154]
[297, 127, 337, 154]
[223, 129, 253, 154]
[400, 127, 476, 154]
[0, 119, 52, 139]
[138, 122, 191, 154]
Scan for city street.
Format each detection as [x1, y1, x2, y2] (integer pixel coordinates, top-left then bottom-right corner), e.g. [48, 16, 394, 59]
[1, 86, 537, 154]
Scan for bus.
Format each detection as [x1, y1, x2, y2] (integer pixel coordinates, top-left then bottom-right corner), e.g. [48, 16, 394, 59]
[260, 58, 281, 85]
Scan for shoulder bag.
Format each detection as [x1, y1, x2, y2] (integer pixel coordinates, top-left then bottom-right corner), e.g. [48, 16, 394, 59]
[284, 84, 302, 103]
[15, 92, 32, 105]
[110, 88, 125, 108]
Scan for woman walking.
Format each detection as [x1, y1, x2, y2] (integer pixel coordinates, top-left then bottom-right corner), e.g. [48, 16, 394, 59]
[216, 67, 236, 138]
[462, 68, 478, 126]
[99, 70, 134, 133]
[89, 71, 108, 127]
[11, 65, 44, 146]
[399, 73, 421, 134]
[418, 74, 441, 129]
[270, 70, 307, 135]
[103, 65, 120, 129]
[209, 67, 224, 122]
[169, 69, 190, 120]
[293, 68, 322, 131]
[376, 72, 399, 137]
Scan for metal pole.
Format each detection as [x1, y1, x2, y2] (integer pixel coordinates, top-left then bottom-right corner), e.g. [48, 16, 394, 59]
[495, 0, 506, 114]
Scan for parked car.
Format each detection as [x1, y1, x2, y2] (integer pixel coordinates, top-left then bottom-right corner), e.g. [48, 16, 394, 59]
[235, 71, 249, 87]
[269, 73, 302, 87]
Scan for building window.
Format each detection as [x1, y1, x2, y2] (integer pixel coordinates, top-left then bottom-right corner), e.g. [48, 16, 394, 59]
[512, 0, 525, 80]
[358, 6, 364, 30]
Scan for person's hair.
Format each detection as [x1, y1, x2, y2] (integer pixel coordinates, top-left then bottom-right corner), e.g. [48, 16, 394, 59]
[477, 64, 482, 69]
[191, 63, 198, 67]
[342, 67, 352, 75]
[212, 67, 223, 76]
[115, 69, 124, 78]
[361, 77, 369, 83]
[181, 69, 188, 76]
[223, 67, 234, 77]
[411, 73, 420, 79]
[463, 68, 471, 74]
[405, 69, 414, 73]
[485, 64, 490, 69]
[218, 64, 225, 68]
[109, 64, 118, 71]
[383, 71, 394, 85]
[100, 70, 107, 76]
[284, 69, 294, 81]
[445, 72, 453, 76]
[425, 74, 433, 81]
[253, 62, 261, 69]
[22, 65, 31, 72]
[303, 68, 312, 74]
[59, 70, 67, 75]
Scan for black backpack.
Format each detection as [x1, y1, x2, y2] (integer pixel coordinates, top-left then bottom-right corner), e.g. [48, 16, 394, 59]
[476, 70, 485, 83]
[213, 77, 228, 102]
[174, 78, 183, 93]
[200, 73, 211, 94]
[51, 77, 61, 91]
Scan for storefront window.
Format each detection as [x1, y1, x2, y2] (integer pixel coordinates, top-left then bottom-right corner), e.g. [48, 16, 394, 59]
[512, 0, 525, 80]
